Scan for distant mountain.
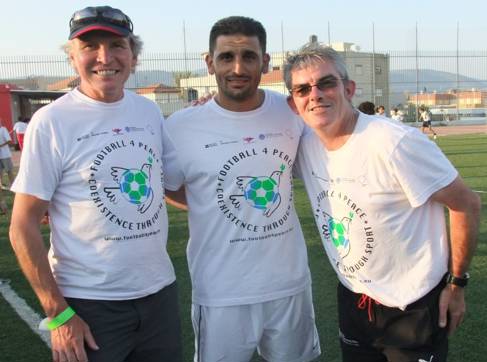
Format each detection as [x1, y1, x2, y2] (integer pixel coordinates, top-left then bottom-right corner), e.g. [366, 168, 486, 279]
[2, 70, 210, 91]
[0, 76, 67, 90]
[126, 70, 175, 88]
[389, 69, 487, 106]
[126, 68, 209, 89]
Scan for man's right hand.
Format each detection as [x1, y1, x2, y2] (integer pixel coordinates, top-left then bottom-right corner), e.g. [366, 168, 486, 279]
[51, 315, 98, 362]
[190, 91, 216, 106]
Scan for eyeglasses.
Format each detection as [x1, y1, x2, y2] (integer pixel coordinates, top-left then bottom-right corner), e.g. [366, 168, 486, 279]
[69, 6, 133, 32]
[290, 75, 345, 97]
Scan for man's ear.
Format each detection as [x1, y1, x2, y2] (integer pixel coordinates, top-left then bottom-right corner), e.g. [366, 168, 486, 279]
[344, 79, 356, 101]
[287, 95, 299, 115]
[262, 53, 270, 74]
[205, 53, 215, 75]
[68, 52, 79, 75]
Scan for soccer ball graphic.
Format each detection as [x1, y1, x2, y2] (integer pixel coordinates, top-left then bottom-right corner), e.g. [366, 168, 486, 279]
[322, 212, 353, 259]
[119, 169, 151, 204]
[328, 218, 348, 248]
[229, 166, 284, 217]
[244, 177, 279, 210]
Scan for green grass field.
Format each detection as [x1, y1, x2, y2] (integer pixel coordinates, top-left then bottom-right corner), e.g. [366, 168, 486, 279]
[1, 133, 486, 362]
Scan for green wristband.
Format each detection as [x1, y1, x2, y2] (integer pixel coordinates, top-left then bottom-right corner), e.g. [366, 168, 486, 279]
[46, 307, 76, 330]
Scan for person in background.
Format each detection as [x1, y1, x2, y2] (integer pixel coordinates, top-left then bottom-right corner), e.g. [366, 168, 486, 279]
[164, 16, 320, 362]
[9, 6, 182, 362]
[420, 106, 438, 138]
[0, 118, 14, 188]
[375, 104, 386, 116]
[357, 101, 375, 115]
[284, 43, 481, 362]
[390, 107, 404, 122]
[13, 116, 29, 150]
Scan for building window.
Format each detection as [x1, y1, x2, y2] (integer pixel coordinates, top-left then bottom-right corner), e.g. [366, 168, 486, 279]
[188, 89, 198, 102]
[375, 65, 382, 74]
[375, 88, 383, 97]
[355, 64, 363, 75]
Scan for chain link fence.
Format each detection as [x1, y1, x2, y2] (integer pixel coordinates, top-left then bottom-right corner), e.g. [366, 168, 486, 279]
[2, 50, 487, 122]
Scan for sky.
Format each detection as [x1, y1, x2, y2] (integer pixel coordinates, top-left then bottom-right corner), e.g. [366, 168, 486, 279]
[1, 0, 487, 56]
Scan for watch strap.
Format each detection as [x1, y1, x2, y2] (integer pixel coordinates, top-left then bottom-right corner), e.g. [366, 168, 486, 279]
[445, 272, 470, 287]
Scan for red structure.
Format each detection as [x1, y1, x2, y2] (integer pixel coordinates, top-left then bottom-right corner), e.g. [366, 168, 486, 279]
[0, 83, 21, 131]
[0, 83, 65, 132]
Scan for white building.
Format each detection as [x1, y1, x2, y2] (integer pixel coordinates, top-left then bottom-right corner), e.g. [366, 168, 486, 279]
[136, 84, 186, 117]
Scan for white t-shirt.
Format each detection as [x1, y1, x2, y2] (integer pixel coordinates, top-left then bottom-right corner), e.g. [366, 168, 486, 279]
[165, 90, 311, 306]
[0, 126, 12, 158]
[421, 111, 431, 122]
[12, 89, 176, 300]
[295, 113, 458, 309]
[391, 114, 404, 122]
[13, 121, 28, 134]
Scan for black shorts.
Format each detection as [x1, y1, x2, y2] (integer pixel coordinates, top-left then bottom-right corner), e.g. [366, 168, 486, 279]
[337, 280, 448, 362]
[65, 282, 183, 362]
[422, 121, 431, 127]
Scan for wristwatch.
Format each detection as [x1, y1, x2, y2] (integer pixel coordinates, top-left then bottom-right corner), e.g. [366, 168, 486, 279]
[445, 272, 470, 287]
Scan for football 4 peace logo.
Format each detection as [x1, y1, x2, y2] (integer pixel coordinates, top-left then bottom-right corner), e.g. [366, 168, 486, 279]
[322, 211, 354, 258]
[103, 159, 154, 214]
[229, 164, 285, 217]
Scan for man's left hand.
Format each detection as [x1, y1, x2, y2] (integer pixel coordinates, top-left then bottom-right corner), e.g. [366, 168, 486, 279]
[438, 284, 466, 335]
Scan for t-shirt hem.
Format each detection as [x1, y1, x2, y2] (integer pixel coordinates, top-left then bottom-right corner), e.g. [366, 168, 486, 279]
[59, 276, 176, 301]
[164, 182, 182, 191]
[339, 269, 447, 310]
[192, 279, 311, 307]
[9, 187, 51, 202]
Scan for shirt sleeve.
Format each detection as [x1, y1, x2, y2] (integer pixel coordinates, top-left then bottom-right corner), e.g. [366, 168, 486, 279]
[11, 117, 62, 201]
[2, 127, 11, 142]
[161, 117, 185, 191]
[293, 127, 311, 180]
[389, 129, 458, 208]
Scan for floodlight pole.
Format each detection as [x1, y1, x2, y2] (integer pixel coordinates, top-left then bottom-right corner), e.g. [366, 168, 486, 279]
[183, 20, 188, 75]
[281, 21, 285, 93]
[327, 21, 331, 45]
[456, 21, 460, 121]
[372, 22, 376, 105]
[415, 22, 419, 123]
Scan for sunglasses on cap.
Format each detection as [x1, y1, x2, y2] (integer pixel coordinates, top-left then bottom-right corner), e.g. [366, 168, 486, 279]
[69, 6, 133, 39]
[290, 75, 346, 98]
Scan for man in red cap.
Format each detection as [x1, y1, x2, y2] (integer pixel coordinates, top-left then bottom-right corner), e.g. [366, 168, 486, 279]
[10, 6, 182, 362]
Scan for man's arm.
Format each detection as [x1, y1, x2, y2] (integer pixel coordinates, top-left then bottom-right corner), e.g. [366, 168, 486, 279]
[165, 187, 188, 211]
[430, 176, 481, 335]
[9, 193, 98, 362]
[0, 127, 12, 147]
[0, 139, 11, 147]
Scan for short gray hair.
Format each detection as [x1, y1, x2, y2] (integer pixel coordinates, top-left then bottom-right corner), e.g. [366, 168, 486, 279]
[283, 43, 349, 91]
[63, 33, 143, 60]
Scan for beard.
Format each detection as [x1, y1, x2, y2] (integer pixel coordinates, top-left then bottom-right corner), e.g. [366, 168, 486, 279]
[219, 83, 256, 102]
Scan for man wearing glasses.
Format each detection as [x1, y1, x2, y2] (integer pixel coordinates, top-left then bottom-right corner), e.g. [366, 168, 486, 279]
[284, 44, 480, 362]
[10, 6, 182, 362]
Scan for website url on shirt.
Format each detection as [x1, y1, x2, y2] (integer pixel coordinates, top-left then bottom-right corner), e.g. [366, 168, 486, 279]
[229, 227, 293, 244]
[104, 229, 161, 242]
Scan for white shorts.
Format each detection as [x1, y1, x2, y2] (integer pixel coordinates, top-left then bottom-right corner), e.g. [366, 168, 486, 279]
[192, 285, 321, 362]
